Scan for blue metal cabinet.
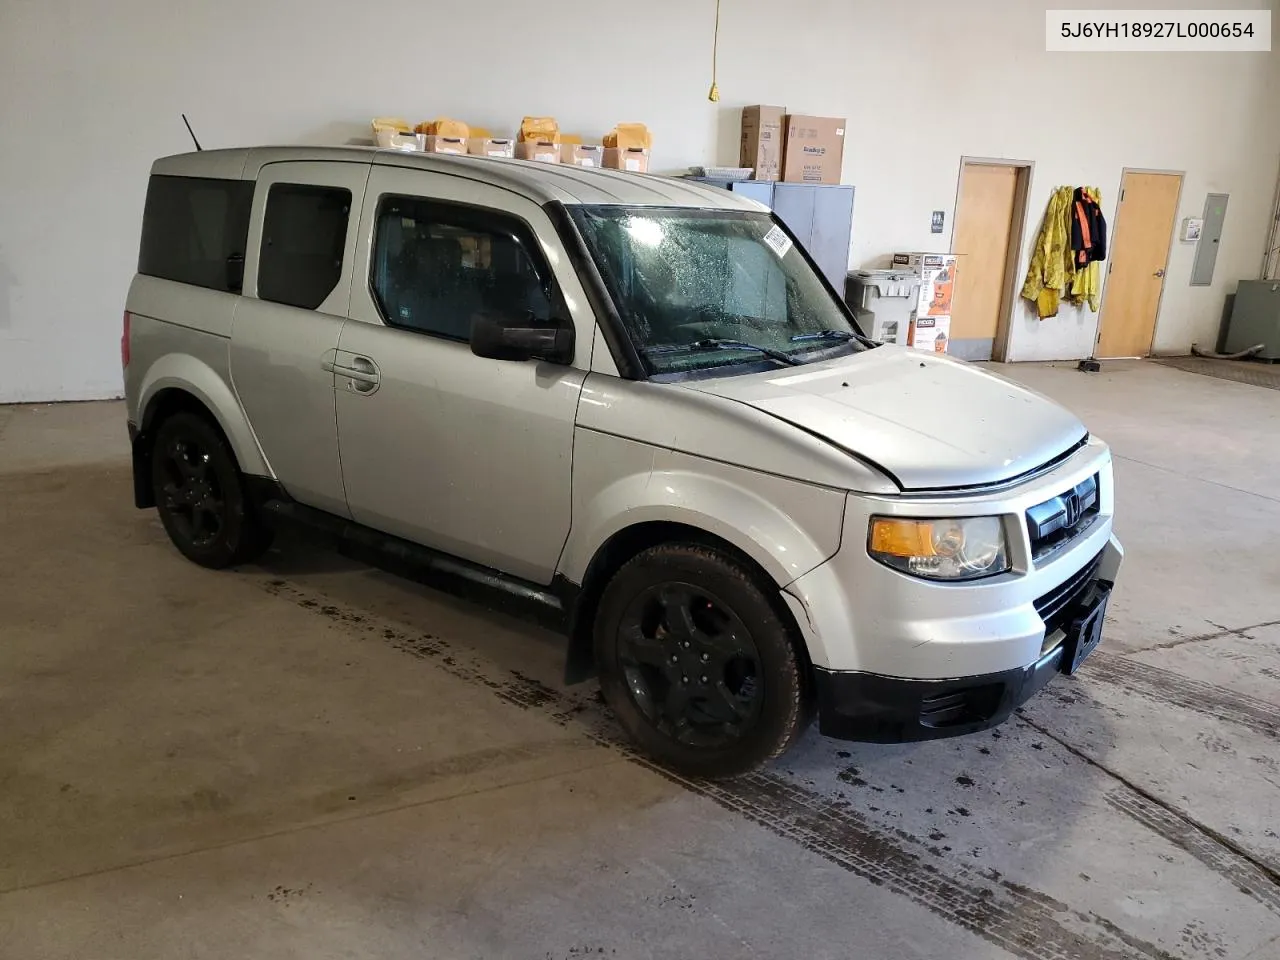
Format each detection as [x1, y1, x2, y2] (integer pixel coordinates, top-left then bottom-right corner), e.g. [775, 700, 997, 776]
[771, 183, 856, 291]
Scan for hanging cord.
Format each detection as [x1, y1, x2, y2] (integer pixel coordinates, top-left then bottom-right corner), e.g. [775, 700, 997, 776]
[708, 0, 721, 101]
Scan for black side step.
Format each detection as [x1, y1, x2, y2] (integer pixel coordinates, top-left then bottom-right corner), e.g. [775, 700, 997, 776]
[260, 498, 571, 635]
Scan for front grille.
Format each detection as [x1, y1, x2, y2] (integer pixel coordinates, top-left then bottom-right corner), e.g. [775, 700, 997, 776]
[1034, 551, 1103, 637]
[1027, 473, 1100, 560]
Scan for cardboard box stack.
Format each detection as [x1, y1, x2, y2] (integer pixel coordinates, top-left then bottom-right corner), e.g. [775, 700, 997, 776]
[781, 114, 845, 184]
[469, 137, 515, 158]
[516, 116, 561, 163]
[892, 253, 960, 354]
[372, 118, 423, 152]
[603, 123, 651, 172]
[561, 143, 605, 167]
[740, 105, 785, 182]
[368, 114, 654, 170]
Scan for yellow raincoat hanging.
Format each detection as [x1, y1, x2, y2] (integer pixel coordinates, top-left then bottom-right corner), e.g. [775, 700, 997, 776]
[1021, 186, 1102, 318]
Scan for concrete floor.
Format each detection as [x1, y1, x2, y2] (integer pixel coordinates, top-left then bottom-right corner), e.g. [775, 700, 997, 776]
[1, 360, 1278, 960]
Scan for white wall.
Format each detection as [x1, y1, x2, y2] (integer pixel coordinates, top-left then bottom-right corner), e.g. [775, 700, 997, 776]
[1, 0, 1276, 401]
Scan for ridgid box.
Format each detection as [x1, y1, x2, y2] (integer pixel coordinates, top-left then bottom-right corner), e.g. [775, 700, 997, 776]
[892, 252, 959, 319]
[740, 105, 785, 182]
[781, 114, 845, 184]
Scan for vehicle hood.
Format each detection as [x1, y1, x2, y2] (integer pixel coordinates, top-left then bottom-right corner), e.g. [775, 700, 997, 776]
[679, 347, 1087, 490]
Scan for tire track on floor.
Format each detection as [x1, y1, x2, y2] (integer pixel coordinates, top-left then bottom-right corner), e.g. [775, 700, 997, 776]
[1084, 653, 1279, 739]
[1102, 789, 1280, 916]
[260, 577, 1181, 960]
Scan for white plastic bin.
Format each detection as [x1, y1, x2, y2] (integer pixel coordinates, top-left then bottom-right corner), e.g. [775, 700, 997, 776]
[845, 270, 920, 346]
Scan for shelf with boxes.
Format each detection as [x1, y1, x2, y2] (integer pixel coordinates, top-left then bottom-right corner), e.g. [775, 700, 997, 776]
[370, 116, 652, 172]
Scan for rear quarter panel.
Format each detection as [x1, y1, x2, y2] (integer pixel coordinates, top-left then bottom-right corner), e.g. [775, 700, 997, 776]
[126, 276, 270, 478]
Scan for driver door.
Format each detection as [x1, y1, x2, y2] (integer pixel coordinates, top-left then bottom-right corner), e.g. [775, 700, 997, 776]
[335, 166, 590, 584]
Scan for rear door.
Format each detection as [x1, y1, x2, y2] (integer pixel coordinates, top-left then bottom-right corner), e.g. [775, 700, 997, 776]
[230, 160, 371, 515]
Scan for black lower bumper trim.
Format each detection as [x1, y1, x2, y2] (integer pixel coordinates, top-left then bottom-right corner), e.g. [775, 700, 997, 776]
[814, 645, 1064, 743]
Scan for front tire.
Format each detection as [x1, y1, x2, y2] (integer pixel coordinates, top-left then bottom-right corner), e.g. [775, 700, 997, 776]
[150, 412, 272, 569]
[594, 543, 809, 779]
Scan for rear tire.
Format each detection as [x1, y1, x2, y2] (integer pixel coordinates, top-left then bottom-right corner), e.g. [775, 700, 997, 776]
[150, 412, 272, 569]
[594, 543, 810, 779]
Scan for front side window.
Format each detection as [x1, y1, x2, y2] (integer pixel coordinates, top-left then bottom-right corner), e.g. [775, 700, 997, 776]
[370, 196, 554, 342]
[570, 206, 862, 376]
[138, 175, 252, 292]
[257, 183, 351, 310]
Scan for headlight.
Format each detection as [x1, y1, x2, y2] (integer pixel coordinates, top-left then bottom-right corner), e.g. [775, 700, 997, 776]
[868, 516, 1010, 581]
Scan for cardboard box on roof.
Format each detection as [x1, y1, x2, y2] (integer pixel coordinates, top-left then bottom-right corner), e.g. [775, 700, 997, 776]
[424, 135, 467, 155]
[603, 147, 649, 173]
[416, 118, 470, 139]
[561, 144, 604, 167]
[372, 117, 411, 134]
[740, 105, 784, 182]
[781, 114, 845, 184]
[604, 123, 651, 150]
[516, 140, 560, 163]
[518, 116, 560, 143]
[469, 137, 515, 158]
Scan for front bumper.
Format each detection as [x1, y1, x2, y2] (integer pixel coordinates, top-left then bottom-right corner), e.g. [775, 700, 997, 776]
[814, 643, 1065, 742]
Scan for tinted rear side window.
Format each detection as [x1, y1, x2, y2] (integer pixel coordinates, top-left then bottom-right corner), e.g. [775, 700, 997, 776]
[138, 175, 252, 292]
[257, 183, 352, 311]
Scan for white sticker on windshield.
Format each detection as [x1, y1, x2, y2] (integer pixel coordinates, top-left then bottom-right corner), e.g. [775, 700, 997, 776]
[763, 224, 793, 258]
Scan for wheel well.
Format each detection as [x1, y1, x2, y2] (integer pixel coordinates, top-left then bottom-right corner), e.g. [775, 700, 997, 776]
[563, 521, 815, 686]
[131, 388, 224, 508]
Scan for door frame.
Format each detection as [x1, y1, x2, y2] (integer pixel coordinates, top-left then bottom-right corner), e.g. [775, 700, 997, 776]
[949, 156, 1035, 362]
[1095, 166, 1184, 358]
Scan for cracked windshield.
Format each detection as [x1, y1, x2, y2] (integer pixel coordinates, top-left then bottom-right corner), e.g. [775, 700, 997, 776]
[571, 206, 864, 375]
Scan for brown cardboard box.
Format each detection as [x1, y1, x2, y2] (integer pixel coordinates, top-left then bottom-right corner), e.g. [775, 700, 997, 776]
[516, 140, 561, 163]
[424, 135, 467, 155]
[603, 147, 649, 173]
[469, 137, 515, 158]
[740, 105, 785, 181]
[416, 118, 470, 139]
[518, 117, 559, 143]
[561, 144, 604, 167]
[604, 123, 652, 150]
[781, 115, 846, 184]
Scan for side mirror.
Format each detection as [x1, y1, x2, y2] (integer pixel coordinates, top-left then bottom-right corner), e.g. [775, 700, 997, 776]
[470, 312, 574, 364]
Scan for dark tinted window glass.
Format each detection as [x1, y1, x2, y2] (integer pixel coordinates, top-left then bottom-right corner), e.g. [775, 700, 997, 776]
[138, 175, 252, 292]
[257, 183, 352, 310]
[371, 196, 553, 342]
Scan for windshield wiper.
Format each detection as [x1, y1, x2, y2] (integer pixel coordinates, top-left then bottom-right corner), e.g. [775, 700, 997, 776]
[790, 329, 880, 349]
[646, 338, 802, 366]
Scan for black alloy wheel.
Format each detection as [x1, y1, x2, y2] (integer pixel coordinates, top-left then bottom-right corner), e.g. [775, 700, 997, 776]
[157, 433, 225, 549]
[616, 583, 762, 749]
[150, 412, 272, 569]
[595, 543, 810, 779]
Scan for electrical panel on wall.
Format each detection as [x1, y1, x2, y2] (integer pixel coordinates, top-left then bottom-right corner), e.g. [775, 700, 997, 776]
[1190, 193, 1228, 286]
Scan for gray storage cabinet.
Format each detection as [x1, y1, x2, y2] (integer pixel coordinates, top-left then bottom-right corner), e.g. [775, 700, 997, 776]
[771, 183, 855, 292]
[1224, 280, 1280, 360]
[684, 179, 855, 292]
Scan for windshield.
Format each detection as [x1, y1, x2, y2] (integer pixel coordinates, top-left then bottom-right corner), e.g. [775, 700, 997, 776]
[570, 205, 864, 376]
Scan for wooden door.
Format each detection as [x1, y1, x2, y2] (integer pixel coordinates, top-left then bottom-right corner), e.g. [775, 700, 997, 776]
[951, 163, 1021, 360]
[1096, 172, 1181, 358]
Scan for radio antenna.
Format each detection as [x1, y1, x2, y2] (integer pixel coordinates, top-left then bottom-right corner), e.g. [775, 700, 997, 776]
[181, 114, 203, 151]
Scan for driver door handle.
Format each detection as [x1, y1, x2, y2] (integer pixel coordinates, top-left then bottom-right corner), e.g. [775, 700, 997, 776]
[323, 354, 381, 394]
